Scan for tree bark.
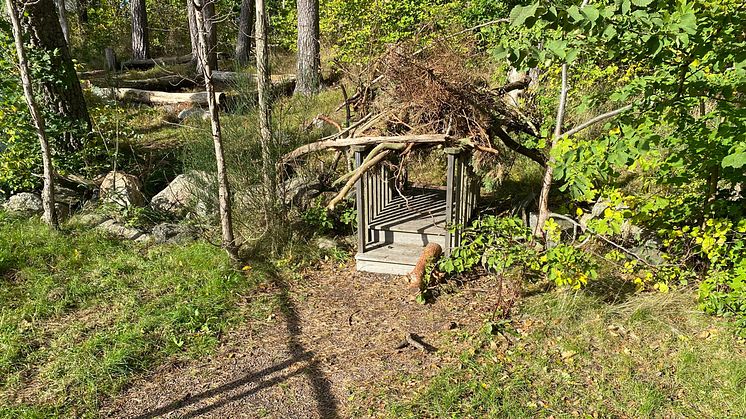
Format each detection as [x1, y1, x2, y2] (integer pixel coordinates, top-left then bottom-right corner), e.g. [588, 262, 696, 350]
[294, 0, 320, 95]
[55, 0, 69, 44]
[255, 0, 275, 213]
[535, 64, 568, 238]
[131, 0, 150, 60]
[235, 0, 253, 66]
[202, 0, 218, 72]
[6, 0, 58, 228]
[187, 0, 199, 64]
[23, 0, 91, 152]
[194, 0, 240, 263]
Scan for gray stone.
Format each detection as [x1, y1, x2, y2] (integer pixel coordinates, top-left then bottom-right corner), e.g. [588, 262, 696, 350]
[54, 186, 83, 206]
[150, 171, 216, 218]
[177, 107, 208, 121]
[283, 175, 322, 209]
[96, 219, 144, 240]
[315, 237, 337, 251]
[152, 223, 200, 244]
[100, 171, 145, 208]
[74, 213, 110, 228]
[4, 193, 43, 215]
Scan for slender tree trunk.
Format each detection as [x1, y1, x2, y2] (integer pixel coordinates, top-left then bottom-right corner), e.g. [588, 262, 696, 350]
[23, 0, 91, 152]
[534, 63, 568, 238]
[55, 0, 69, 44]
[187, 0, 199, 65]
[194, 0, 239, 263]
[294, 0, 320, 95]
[255, 0, 276, 215]
[203, 0, 218, 71]
[6, 0, 58, 228]
[131, 0, 149, 59]
[235, 0, 253, 67]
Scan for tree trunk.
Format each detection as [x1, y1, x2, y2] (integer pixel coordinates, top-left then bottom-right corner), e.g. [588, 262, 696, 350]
[194, 0, 240, 263]
[6, 0, 58, 228]
[202, 0, 218, 72]
[235, 0, 253, 67]
[23, 0, 91, 152]
[55, 0, 69, 44]
[187, 0, 199, 65]
[131, 0, 149, 60]
[534, 64, 568, 238]
[255, 0, 277, 216]
[294, 0, 320, 95]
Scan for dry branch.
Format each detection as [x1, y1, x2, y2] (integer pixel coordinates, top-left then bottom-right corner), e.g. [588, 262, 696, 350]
[326, 149, 393, 210]
[120, 54, 193, 70]
[281, 134, 449, 165]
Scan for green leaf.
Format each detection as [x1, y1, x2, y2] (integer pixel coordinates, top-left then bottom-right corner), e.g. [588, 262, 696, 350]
[631, 0, 653, 6]
[510, 3, 540, 28]
[722, 152, 746, 169]
[581, 5, 600, 22]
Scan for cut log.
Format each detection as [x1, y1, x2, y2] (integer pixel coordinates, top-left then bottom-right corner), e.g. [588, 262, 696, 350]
[407, 243, 442, 291]
[89, 86, 225, 106]
[120, 54, 194, 70]
[281, 134, 450, 165]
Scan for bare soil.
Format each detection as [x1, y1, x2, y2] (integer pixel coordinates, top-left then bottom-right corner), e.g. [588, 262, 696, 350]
[101, 260, 513, 418]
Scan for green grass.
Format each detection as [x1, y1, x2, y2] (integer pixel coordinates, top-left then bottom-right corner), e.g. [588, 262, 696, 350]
[388, 288, 746, 418]
[0, 213, 274, 417]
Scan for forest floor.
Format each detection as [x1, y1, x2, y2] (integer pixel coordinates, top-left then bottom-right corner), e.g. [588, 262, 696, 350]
[100, 259, 512, 418]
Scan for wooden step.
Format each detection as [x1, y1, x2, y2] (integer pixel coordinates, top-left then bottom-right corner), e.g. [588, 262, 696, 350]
[355, 243, 426, 275]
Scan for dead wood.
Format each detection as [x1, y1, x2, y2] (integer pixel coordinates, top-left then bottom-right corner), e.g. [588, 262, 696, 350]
[113, 75, 196, 91]
[280, 134, 449, 165]
[326, 148, 394, 210]
[394, 333, 435, 352]
[120, 54, 193, 70]
[407, 242, 443, 291]
[89, 86, 226, 106]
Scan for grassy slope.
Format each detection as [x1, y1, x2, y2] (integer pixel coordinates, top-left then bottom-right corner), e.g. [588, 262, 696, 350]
[0, 214, 275, 418]
[388, 287, 746, 418]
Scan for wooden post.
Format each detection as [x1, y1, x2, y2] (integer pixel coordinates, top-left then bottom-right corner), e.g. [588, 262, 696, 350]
[353, 145, 368, 254]
[444, 148, 457, 256]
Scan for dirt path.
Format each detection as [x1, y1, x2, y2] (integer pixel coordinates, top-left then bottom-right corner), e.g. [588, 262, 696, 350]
[102, 261, 511, 418]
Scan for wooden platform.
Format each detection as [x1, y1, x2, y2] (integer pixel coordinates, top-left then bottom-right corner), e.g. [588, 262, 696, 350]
[356, 190, 447, 275]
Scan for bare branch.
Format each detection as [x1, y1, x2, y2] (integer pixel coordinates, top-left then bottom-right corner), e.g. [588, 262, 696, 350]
[558, 104, 633, 140]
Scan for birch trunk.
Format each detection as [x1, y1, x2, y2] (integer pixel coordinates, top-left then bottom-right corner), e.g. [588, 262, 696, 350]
[194, 0, 240, 263]
[534, 63, 568, 238]
[6, 0, 58, 228]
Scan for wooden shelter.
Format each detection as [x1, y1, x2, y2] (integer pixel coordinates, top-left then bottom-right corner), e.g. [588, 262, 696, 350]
[352, 144, 479, 275]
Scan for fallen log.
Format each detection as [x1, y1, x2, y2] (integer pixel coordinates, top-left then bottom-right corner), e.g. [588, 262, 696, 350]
[114, 75, 197, 91]
[89, 86, 225, 106]
[120, 54, 194, 70]
[407, 242, 443, 291]
[281, 134, 450, 165]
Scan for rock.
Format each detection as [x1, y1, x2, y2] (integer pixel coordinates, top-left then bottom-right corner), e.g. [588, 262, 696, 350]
[100, 171, 145, 208]
[96, 219, 144, 240]
[150, 171, 216, 218]
[314, 237, 337, 250]
[177, 107, 208, 121]
[135, 234, 154, 244]
[54, 186, 83, 206]
[152, 223, 200, 244]
[73, 213, 110, 228]
[283, 175, 322, 209]
[4, 192, 43, 215]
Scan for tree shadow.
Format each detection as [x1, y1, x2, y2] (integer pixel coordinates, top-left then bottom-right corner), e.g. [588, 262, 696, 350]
[133, 267, 339, 418]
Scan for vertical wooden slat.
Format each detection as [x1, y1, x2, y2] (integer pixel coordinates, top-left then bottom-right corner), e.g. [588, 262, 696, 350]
[445, 151, 456, 255]
[353, 146, 367, 253]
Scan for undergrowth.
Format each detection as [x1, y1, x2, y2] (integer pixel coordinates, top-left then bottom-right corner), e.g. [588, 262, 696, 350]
[0, 213, 275, 417]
